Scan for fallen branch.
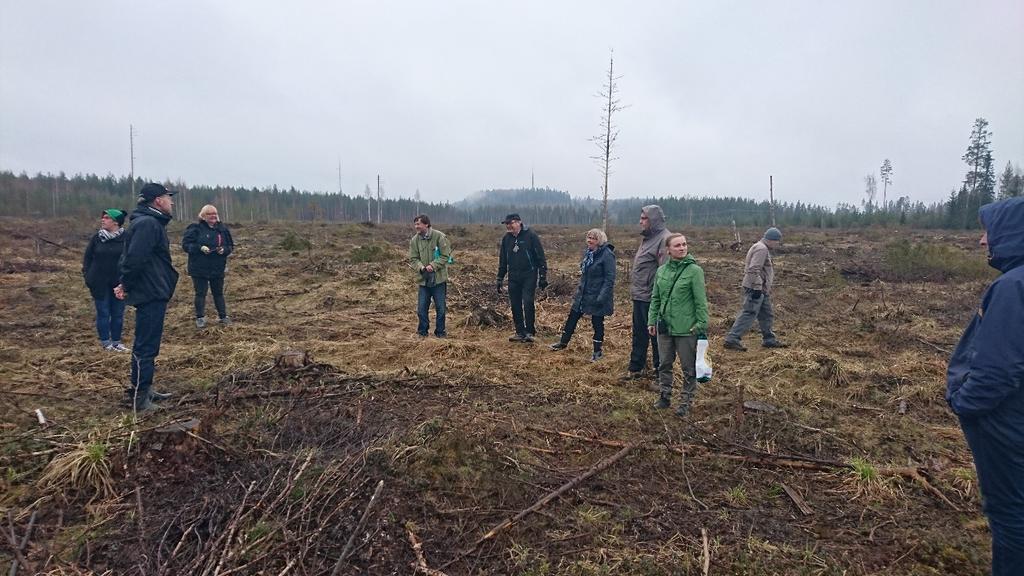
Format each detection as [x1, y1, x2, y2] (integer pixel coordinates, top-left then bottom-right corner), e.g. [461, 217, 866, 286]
[234, 289, 308, 302]
[332, 479, 385, 574]
[445, 441, 642, 568]
[528, 427, 960, 510]
[406, 524, 449, 576]
[34, 236, 76, 252]
[780, 483, 813, 516]
[7, 510, 36, 576]
[5, 511, 32, 576]
[914, 336, 952, 356]
[701, 527, 710, 576]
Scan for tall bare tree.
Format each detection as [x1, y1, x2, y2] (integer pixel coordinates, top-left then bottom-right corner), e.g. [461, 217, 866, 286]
[363, 185, 372, 222]
[863, 174, 878, 212]
[591, 50, 625, 231]
[879, 159, 893, 211]
[376, 174, 383, 224]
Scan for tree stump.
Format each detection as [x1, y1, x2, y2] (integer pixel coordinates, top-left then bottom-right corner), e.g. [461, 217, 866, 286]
[275, 349, 313, 371]
[468, 306, 506, 328]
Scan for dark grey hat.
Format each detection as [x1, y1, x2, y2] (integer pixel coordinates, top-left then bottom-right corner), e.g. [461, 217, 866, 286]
[764, 227, 782, 241]
[139, 182, 176, 202]
[501, 213, 522, 224]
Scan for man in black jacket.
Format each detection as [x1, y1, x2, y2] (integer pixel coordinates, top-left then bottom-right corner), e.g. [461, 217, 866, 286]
[114, 183, 180, 411]
[496, 213, 547, 342]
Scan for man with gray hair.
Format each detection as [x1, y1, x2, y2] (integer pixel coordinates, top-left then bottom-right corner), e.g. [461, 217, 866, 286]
[623, 205, 672, 382]
[724, 227, 788, 351]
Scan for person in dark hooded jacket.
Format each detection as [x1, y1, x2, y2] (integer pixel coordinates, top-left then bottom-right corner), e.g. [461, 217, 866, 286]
[947, 196, 1024, 575]
[114, 183, 179, 411]
[496, 213, 547, 342]
[550, 229, 616, 361]
[182, 204, 235, 328]
[82, 209, 129, 351]
[625, 205, 672, 382]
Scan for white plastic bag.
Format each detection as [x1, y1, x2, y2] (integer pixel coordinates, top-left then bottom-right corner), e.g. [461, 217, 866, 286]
[696, 338, 713, 383]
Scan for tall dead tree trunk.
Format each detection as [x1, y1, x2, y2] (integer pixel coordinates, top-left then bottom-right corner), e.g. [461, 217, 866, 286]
[592, 51, 625, 232]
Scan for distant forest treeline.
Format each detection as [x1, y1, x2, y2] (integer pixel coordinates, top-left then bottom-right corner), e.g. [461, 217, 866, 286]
[0, 167, 1019, 229]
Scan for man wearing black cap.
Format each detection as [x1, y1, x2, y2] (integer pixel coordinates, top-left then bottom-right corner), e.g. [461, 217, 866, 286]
[497, 213, 547, 342]
[113, 183, 180, 411]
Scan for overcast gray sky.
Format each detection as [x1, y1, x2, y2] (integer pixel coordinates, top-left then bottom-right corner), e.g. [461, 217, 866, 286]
[2, 0, 1022, 207]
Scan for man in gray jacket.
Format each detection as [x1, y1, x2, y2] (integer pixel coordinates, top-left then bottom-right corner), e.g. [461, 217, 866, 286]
[624, 205, 672, 381]
[724, 227, 787, 351]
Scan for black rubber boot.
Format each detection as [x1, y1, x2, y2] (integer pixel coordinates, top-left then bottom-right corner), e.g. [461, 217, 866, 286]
[590, 339, 603, 362]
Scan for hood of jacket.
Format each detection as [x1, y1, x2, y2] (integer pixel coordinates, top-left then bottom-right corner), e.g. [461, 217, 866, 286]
[641, 205, 667, 238]
[666, 254, 696, 269]
[980, 197, 1024, 273]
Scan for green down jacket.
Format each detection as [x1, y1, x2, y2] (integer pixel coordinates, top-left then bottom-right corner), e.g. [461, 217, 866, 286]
[648, 255, 709, 336]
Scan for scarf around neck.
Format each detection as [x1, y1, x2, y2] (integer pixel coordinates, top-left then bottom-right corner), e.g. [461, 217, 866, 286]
[98, 228, 124, 242]
[580, 248, 596, 272]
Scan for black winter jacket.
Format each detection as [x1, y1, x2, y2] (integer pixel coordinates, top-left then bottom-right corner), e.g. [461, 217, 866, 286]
[572, 244, 616, 317]
[119, 205, 179, 306]
[82, 232, 126, 300]
[182, 221, 234, 278]
[497, 226, 547, 282]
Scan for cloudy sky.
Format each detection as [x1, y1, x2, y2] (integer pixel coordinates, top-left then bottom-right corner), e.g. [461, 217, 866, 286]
[1, 1, 1021, 207]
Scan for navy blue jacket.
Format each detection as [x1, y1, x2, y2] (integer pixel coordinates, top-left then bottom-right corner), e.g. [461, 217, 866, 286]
[572, 244, 616, 316]
[82, 231, 126, 300]
[497, 225, 547, 283]
[947, 197, 1024, 443]
[182, 221, 234, 278]
[119, 205, 179, 306]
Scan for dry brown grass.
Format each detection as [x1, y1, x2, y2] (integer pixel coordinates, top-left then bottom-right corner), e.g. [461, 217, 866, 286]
[0, 219, 993, 575]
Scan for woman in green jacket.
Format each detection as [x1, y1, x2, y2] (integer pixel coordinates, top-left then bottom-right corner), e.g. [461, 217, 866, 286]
[648, 234, 709, 416]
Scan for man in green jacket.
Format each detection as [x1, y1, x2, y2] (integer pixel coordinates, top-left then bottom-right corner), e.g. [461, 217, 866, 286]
[409, 215, 452, 338]
[648, 234, 709, 416]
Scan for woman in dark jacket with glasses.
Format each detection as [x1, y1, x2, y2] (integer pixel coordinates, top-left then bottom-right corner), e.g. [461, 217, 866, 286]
[83, 209, 129, 351]
[182, 204, 234, 328]
[549, 228, 616, 361]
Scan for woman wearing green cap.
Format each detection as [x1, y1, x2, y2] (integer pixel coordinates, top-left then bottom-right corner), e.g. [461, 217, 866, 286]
[82, 209, 129, 351]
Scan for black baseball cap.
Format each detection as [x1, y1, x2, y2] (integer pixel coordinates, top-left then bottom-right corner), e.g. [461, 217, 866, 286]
[501, 213, 521, 224]
[139, 182, 176, 202]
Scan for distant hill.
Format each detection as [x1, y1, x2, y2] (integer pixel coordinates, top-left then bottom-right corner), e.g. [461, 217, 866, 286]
[459, 187, 572, 208]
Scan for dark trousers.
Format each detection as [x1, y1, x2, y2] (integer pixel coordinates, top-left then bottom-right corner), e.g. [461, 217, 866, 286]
[130, 299, 168, 399]
[508, 270, 538, 336]
[192, 276, 227, 319]
[726, 288, 778, 344]
[558, 308, 605, 344]
[93, 294, 126, 343]
[961, 417, 1024, 575]
[628, 299, 660, 373]
[417, 282, 447, 336]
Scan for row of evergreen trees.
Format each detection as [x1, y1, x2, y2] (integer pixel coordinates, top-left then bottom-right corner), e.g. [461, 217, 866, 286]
[1, 118, 1018, 229]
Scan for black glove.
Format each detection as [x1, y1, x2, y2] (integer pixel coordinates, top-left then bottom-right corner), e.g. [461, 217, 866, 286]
[496, 280, 503, 295]
[752, 290, 763, 300]
[538, 276, 548, 290]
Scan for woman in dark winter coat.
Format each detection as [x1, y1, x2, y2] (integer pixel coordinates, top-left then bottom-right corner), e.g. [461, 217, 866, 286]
[550, 228, 616, 361]
[82, 209, 129, 351]
[181, 204, 234, 328]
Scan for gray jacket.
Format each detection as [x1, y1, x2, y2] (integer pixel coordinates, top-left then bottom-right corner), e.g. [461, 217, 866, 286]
[629, 205, 672, 302]
[741, 240, 775, 293]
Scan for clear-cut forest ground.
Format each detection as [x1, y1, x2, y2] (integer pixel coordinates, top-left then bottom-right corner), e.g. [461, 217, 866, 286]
[0, 218, 996, 575]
